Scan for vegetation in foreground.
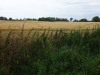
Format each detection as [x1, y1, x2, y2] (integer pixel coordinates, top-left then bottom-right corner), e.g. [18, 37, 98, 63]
[0, 27, 100, 75]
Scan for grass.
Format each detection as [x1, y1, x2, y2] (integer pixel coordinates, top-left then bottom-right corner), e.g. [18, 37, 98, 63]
[0, 25, 100, 75]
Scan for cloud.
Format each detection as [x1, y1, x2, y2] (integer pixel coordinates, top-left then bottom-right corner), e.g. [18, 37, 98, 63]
[0, 0, 100, 19]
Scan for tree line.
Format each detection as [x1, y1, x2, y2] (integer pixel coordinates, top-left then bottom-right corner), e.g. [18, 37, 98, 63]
[38, 17, 69, 22]
[0, 16, 100, 22]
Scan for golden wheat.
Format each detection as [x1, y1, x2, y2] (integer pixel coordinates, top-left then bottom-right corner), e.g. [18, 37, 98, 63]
[0, 21, 100, 30]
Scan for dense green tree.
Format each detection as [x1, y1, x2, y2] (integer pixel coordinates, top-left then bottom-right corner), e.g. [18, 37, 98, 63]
[79, 18, 88, 22]
[38, 17, 69, 22]
[92, 16, 100, 22]
[70, 18, 73, 22]
[0, 16, 7, 20]
[9, 18, 12, 20]
[73, 19, 78, 22]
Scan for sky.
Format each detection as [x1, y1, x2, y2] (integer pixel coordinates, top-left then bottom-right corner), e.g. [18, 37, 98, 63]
[0, 0, 100, 20]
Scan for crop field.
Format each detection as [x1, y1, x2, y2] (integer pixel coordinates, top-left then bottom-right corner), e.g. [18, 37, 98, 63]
[0, 21, 100, 37]
[0, 21, 100, 30]
[0, 21, 100, 75]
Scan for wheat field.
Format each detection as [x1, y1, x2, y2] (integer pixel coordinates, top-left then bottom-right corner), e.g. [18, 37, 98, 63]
[0, 21, 100, 30]
[0, 20, 100, 38]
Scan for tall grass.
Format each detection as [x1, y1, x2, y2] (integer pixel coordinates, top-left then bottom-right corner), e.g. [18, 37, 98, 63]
[0, 27, 100, 75]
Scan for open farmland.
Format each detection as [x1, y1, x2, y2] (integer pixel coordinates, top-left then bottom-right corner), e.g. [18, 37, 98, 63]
[0, 20, 100, 75]
[0, 21, 100, 30]
[0, 21, 100, 38]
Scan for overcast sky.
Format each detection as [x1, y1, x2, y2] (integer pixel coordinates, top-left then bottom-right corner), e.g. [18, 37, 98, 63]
[0, 0, 100, 20]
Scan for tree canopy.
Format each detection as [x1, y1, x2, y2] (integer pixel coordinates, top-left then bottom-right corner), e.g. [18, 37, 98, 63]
[0, 16, 100, 22]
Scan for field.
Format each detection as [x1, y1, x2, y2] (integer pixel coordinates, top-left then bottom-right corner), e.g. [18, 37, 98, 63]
[0, 21, 100, 75]
[0, 21, 100, 30]
[0, 21, 100, 38]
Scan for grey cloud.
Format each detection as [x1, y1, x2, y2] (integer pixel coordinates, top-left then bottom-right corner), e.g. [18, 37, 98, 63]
[0, 0, 100, 19]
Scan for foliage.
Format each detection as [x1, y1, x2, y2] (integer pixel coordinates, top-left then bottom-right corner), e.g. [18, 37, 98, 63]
[0, 16, 7, 20]
[0, 16, 100, 22]
[9, 18, 13, 21]
[38, 17, 69, 22]
[92, 16, 100, 22]
[0, 27, 100, 75]
[70, 18, 73, 22]
[79, 18, 88, 22]
[73, 19, 78, 22]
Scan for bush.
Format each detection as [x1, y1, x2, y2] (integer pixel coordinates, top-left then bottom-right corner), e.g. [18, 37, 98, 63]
[0, 27, 100, 75]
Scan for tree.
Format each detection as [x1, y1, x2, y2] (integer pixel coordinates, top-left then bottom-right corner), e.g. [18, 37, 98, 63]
[9, 18, 12, 20]
[73, 19, 78, 22]
[0, 16, 7, 20]
[70, 18, 73, 22]
[92, 16, 100, 22]
[38, 17, 69, 22]
[79, 18, 88, 22]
